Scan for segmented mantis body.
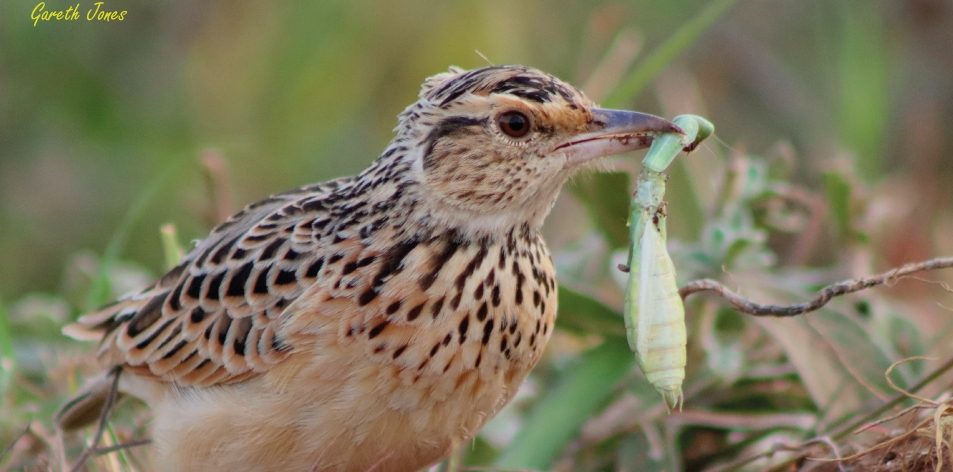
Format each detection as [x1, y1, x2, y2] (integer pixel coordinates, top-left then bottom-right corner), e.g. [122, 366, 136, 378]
[624, 114, 713, 410]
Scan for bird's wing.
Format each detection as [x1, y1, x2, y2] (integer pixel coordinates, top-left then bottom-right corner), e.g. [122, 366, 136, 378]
[64, 177, 360, 387]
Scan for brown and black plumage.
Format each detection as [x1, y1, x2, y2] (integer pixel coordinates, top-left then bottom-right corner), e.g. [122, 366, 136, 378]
[58, 65, 679, 471]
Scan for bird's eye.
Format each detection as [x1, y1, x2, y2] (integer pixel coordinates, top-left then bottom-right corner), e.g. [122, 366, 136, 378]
[497, 111, 531, 138]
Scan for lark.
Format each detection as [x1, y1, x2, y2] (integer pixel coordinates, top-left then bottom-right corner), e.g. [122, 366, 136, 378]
[58, 65, 679, 471]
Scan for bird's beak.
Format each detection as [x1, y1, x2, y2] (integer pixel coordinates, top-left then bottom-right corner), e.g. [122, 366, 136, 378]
[555, 108, 682, 167]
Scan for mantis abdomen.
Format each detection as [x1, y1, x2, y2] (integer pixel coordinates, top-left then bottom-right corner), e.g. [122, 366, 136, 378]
[632, 221, 686, 410]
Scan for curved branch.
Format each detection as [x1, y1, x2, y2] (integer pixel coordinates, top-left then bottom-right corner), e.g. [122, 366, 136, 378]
[679, 257, 953, 317]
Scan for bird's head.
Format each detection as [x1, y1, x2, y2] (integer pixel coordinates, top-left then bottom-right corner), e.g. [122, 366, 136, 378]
[385, 65, 680, 238]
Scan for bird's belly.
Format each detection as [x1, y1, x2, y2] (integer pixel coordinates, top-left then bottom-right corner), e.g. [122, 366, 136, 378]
[150, 347, 536, 472]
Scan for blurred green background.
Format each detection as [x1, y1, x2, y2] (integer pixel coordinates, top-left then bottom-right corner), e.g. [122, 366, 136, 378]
[3, 0, 953, 301]
[3, 0, 953, 470]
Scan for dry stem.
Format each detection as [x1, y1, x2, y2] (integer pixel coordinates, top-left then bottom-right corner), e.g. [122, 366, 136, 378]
[679, 257, 953, 317]
[68, 367, 121, 472]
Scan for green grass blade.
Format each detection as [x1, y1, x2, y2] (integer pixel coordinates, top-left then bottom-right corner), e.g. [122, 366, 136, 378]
[107, 424, 134, 470]
[160, 223, 186, 270]
[603, 0, 740, 107]
[83, 165, 183, 311]
[495, 340, 634, 469]
[557, 286, 626, 340]
[569, 171, 631, 248]
[0, 298, 14, 398]
[836, 0, 888, 179]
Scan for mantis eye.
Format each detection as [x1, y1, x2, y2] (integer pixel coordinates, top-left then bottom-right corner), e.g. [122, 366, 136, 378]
[497, 111, 531, 138]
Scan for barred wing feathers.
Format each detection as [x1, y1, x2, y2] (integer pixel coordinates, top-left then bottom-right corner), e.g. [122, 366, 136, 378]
[63, 178, 357, 387]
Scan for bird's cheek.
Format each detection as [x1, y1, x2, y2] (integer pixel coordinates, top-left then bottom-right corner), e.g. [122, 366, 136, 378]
[544, 149, 574, 170]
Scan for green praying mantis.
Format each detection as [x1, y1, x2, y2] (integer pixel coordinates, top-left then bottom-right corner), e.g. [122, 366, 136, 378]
[623, 114, 714, 411]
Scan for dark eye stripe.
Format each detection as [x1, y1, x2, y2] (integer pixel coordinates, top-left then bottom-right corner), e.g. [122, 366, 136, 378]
[428, 116, 486, 141]
[422, 116, 488, 169]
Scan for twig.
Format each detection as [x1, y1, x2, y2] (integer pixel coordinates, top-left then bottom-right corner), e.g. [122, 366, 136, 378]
[839, 356, 953, 438]
[885, 356, 941, 405]
[853, 403, 933, 434]
[69, 367, 121, 472]
[667, 410, 816, 431]
[933, 403, 951, 471]
[706, 436, 844, 472]
[200, 149, 235, 225]
[92, 438, 152, 456]
[904, 275, 953, 294]
[458, 467, 538, 472]
[808, 416, 934, 464]
[679, 256, 953, 317]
